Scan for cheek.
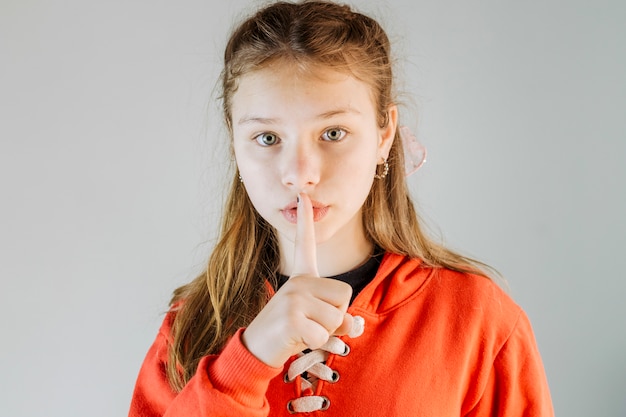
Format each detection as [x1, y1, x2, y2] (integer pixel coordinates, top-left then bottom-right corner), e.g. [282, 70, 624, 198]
[240, 162, 279, 191]
[332, 156, 376, 206]
[334, 146, 378, 180]
[235, 145, 268, 178]
[237, 160, 280, 215]
[241, 178, 273, 221]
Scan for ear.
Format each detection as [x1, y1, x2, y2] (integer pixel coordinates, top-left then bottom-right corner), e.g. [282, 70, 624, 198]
[377, 105, 398, 162]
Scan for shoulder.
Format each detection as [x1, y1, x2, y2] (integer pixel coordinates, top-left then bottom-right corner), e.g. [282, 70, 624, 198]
[373, 253, 524, 340]
[437, 267, 522, 339]
[431, 266, 519, 318]
[365, 253, 520, 321]
[155, 303, 182, 343]
[414, 264, 541, 379]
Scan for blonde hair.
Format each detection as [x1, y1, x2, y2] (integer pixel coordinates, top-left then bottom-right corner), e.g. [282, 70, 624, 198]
[166, 0, 491, 391]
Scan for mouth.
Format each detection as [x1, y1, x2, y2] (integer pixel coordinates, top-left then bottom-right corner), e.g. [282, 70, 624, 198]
[281, 199, 329, 224]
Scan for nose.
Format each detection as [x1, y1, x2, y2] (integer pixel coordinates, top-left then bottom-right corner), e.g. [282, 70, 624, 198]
[280, 139, 321, 190]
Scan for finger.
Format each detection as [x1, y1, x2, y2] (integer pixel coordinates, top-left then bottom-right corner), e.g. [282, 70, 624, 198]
[303, 296, 350, 334]
[283, 276, 352, 310]
[333, 313, 354, 337]
[291, 192, 319, 277]
[299, 319, 331, 351]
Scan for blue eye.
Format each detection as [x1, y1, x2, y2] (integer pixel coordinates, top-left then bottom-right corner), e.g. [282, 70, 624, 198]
[322, 128, 346, 142]
[255, 132, 279, 146]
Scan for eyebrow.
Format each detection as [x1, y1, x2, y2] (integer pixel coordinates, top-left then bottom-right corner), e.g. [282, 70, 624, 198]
[317, 107, 362, 119]
[237, 116, 277, 126]
[237, 107, 361, 126]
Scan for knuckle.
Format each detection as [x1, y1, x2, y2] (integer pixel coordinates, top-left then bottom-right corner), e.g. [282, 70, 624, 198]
[342, 285, 353, 301]
[281, 278, 307, 297]
[305, 329, 329, 350]
[329, 309, 345, 330]
[334, 281, 352, 303]
[287, 275, 311, 287]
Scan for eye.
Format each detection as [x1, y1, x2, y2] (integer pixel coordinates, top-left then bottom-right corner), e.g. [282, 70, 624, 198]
[254, 132, 279, 146]
[322, 128, 346, 142]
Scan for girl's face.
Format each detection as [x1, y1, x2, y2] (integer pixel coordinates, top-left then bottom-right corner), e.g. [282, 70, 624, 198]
[231, 62, 395, 253]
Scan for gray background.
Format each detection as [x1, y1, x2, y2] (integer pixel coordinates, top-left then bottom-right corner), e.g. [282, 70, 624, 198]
[1, 0, 624, 415]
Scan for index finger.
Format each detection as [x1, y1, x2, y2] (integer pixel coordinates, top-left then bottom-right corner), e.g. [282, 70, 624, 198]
[291, 192, 319, 277]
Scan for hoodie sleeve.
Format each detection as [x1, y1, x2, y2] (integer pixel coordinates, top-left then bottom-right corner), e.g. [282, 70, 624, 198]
[466, 310, 554, 417]
[128, 314, 282, 417]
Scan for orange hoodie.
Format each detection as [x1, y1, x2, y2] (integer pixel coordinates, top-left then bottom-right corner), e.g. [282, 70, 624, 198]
[129, 253, 554, 416]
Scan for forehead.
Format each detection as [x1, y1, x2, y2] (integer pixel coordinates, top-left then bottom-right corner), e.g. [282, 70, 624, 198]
[230, 61, 377, 119]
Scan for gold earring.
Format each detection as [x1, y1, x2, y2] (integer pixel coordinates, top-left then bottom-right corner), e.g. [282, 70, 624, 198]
[374, 159, 389, 179]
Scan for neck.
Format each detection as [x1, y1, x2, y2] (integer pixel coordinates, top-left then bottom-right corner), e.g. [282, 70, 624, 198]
[278, 222, 374, 278]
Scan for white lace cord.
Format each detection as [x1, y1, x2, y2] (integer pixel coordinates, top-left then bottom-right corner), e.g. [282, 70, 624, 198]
[286, 316, 365, 413]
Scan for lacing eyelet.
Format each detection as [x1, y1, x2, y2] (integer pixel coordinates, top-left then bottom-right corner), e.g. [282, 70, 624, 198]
[283, 373, 292, 383]
[287, 400, 296, 414]
[320, 396, 331, 411]
[340, 343, 350, 356]
[330, 370, 340, 383]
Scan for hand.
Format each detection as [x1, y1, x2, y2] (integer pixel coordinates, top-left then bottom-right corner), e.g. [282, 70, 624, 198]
[241, 193, 354, 368]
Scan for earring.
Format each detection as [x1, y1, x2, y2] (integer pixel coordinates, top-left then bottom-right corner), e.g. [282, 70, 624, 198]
[238, 174, 243, 183]
[374, 159, 389, 179]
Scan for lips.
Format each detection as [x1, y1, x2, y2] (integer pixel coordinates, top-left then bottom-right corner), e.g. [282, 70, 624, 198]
[281, 199, 329, 224]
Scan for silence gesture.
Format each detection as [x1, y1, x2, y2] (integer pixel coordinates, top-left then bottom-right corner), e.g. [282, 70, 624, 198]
[242, 193, 354, 368]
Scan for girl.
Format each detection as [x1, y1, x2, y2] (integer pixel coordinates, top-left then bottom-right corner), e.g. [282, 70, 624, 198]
[129, 1, 554, 415]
